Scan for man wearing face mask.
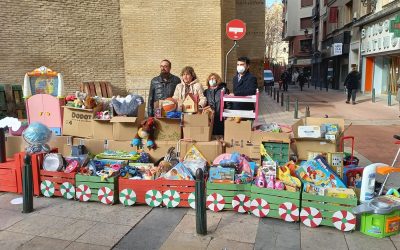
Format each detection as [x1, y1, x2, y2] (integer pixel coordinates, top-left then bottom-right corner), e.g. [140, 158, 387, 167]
[232, 56, 258, 111]
[147, 59, 181, 117]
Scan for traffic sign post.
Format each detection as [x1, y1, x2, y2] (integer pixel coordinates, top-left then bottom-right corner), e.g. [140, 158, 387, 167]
[224, 19, 247, 82]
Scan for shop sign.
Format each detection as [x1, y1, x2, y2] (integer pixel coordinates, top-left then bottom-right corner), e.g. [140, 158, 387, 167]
[332, 43, 342, 56]
[361, 13, 400, 55]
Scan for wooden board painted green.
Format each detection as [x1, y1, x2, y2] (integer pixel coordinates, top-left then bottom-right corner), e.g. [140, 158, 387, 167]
[206, 183, 252, 210]
[75, 175, 118, 204]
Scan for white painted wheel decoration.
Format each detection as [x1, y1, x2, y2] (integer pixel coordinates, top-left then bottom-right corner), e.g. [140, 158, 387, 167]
[332, 210, 356, 232]
[206, 193, 225, 212]
[40, 180, 55, 197]
[98, 187, 114, 205]
[232, 194, 251, 213]
[188, 192, 196, 209]
[60, 182, 75, 200]
[250, 198, 270, 217]
[119, 188, 136, 206]
[278, 202, 299, 222]
[300, 207, 323, 228]
[162, 190, 181, 208]
[145, 190, 162, 207]
[76, 184, 91, 202]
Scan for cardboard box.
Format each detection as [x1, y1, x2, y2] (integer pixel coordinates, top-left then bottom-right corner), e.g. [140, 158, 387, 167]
[92, 120, 113, 140]
[226, 131, 291, 161]
[63, 106, 94, 138]
[72, 138, 108, 155]
[155, 118, 181, 141]
[5, 136, 25, 158]
[292, 117, 345, 160]
[110, 104, 145, 141]
[224, 120, 252, 147]
[180, 140, 224, 163]
[183, 127, 212, 142]
[183, 113, 210, 127]
[48, 135, 73, 156]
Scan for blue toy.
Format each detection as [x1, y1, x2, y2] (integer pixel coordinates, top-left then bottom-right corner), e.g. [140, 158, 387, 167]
[22, 122, 52, 153]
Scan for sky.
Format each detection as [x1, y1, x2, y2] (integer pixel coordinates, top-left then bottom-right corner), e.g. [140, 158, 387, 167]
[266, 0, 280, 7]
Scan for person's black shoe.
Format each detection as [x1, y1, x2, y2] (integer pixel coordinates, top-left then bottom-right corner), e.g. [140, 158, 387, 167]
[352, 102, 356, 105]
[346, 101, 350, 104]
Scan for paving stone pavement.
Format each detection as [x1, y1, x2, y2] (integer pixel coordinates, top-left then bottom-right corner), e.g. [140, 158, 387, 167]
[2, 84, 400, 249]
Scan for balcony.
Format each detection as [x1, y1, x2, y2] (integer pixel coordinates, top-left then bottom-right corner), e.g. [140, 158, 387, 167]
[321, 31, 351, 50]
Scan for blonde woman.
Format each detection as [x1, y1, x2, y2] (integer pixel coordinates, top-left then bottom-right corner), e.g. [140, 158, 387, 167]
[173, 66, 207, 108]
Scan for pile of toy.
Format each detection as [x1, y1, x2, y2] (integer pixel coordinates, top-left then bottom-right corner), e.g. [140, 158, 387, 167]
[209, 152, 254, 184]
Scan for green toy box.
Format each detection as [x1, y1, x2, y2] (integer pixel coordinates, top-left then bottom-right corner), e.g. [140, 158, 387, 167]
[262, 142, 290, 166]
[75, 174, 118, 205]
[361, 210, 400, 238]
[206, 183, 252, 210]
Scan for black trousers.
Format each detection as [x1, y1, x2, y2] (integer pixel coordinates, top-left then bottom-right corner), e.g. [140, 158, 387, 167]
[347, 88, 357, 102]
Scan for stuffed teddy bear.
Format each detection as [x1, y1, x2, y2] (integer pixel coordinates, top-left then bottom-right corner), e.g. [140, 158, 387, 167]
[131, 117, 156, 149]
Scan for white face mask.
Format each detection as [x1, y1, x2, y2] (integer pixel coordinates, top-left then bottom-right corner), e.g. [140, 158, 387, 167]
[209, 79, 217, 87]
[237, 65, 246, 74]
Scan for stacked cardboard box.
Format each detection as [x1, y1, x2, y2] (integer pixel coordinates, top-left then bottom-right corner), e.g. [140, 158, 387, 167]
[182, 113, 213, 142]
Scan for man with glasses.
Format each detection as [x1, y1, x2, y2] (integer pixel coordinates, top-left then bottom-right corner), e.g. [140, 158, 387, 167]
[147, 59, 181, 117]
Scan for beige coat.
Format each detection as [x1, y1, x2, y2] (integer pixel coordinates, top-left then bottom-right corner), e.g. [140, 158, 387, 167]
[172, 79, 207, 107]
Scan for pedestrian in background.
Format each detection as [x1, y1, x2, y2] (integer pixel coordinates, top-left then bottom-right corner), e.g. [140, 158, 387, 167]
[147, 59, 181, 117]
[283, 70, 290, 92]
[231, 56, 257, 110]
[204, 73, 229, 136]
[173, 66, 207, 108]
[297, 71, 307, 91]
[344, 64, 361, 105]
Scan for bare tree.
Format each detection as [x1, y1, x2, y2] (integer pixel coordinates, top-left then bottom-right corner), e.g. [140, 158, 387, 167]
[265, 3, 285, 61]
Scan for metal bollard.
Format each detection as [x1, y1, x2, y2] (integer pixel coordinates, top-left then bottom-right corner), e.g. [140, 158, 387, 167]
[372, 88, 376, 103]
[305, 106, 310, 117]
[285, 95, 290, 111]
[195, 168, 207, 235]
[0, 128, 5, 163]
[22, 154, 33, 213]
[388, 89, 392, 106]
[294, 98, 298, 119]
[273, 88, 276, 100]
[277, 90, 280, 103]
[281, 92, 284, 106]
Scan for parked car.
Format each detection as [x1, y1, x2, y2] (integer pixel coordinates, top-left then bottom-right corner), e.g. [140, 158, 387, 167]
[264, 70, 274, 87]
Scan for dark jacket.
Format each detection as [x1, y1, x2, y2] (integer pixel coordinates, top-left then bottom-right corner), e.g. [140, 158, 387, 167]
[147, 74, 181, 117]
[204, 83, 230, 135]
[344, 70, 361, 90]
[232, 71, 257, 110]
[298, 73, 307, 85]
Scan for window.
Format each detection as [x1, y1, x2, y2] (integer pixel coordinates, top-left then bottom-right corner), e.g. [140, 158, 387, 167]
[323, 21, 327, 40]
[300, 39, 312, 52]
[345, 1, 353, 24]
[300, 17, 313, 29]
[301, 0, 313, 7]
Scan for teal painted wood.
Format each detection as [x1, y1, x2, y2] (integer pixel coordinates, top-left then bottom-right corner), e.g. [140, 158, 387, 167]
[75, 174, 117, 204]
[250, 193, 301, 207]
[206, 190, 251, 197]
[301, 201, 354, 213]
[206, 183, 251, 192]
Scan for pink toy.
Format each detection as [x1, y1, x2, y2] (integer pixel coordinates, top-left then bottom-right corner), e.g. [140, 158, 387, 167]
[266, 176, 275, 189]
[256, 172, 266, 188]
[275, 180, 285, 190]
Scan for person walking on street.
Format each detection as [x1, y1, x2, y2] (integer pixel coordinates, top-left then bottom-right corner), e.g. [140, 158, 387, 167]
[297, 71, 307, 91]
[344, 64, 361, 105]
[231, 56, 257, 110]
[283, 70, 290, 92]
[147, 59, 181, 117]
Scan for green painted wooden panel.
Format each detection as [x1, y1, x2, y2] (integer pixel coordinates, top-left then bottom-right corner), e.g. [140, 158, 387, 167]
[206, 183, 251, 191]
[251, 186, 301, 199]
[250, 193, 300, 207]
[301, 201, 353, 213]
[75, 175, 116, 184]
[302, 192, 357, 206]
[76, 181, 115, 189]
[206, 190, 251, 197]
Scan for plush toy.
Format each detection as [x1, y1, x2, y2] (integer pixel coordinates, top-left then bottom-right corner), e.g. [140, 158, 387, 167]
[83, 96, 97, 109]
[131, 117, 156, 149]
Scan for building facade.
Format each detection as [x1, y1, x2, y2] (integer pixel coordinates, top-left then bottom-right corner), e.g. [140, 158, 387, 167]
[282, 0, 314, 76]
[355, 0, 400, 95]
[0, 0, 265, 95]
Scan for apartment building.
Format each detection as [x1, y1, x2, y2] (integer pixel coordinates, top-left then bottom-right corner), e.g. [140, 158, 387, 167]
[282, 0, 314, 76]
[354, 0, 400, 95]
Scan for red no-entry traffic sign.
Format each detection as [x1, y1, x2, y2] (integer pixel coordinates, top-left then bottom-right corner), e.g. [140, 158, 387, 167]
[226, 19, 246, 41]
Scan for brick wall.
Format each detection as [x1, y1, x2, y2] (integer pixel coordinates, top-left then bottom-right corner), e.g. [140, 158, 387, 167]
[0, 0, 126, 95]
[120, 0, 223, 92]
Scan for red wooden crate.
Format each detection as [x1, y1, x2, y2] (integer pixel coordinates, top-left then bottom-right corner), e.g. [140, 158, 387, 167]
[118, 178, 195, 207]
[0, 154, 22, 193]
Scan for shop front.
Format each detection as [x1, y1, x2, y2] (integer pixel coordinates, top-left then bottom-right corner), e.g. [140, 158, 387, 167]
[360, 13, 400, 95]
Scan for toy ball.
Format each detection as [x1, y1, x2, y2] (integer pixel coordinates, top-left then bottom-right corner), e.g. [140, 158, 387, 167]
[162, 98, 177, 112]
[22, 122, 52, 145]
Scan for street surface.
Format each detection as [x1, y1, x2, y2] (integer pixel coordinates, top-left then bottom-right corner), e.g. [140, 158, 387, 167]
[1, 83, 400, 250]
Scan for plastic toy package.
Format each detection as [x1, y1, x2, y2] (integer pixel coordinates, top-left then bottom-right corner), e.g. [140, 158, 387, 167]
[296, 155, 346, 194]
[163, 162, 194, 180]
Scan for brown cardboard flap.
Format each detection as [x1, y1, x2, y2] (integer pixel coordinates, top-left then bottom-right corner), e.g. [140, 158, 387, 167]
[251, 131, 291, 144]
[183, 113, 210, 127]
[224, 120, 252, 145]
[63, 106, 94, 112]
[110, 117, 139, 123]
